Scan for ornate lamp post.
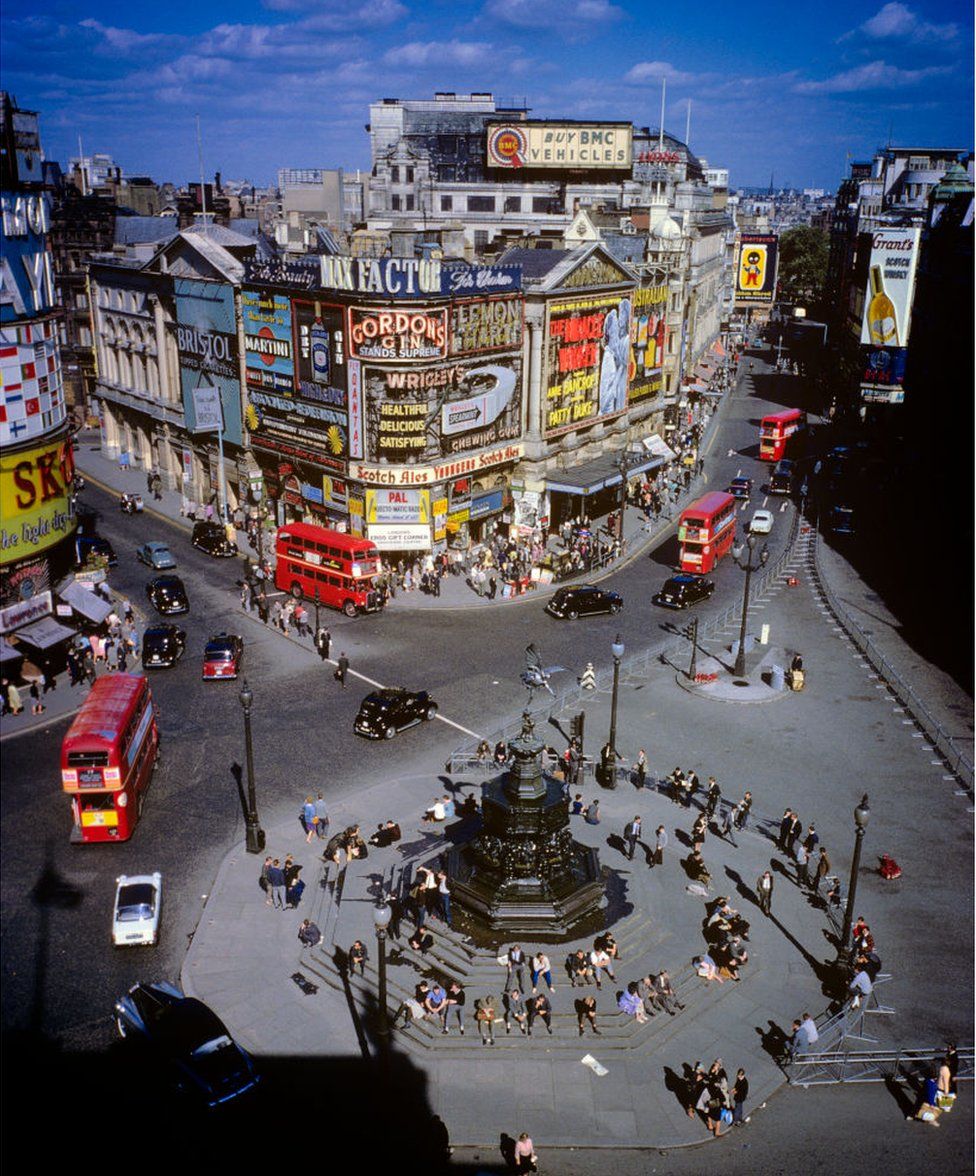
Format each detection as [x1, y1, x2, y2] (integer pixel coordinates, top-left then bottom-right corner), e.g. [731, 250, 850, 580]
[372, 899, 392, 1040]
[730, 533, 769, 678]
[238, 680, 265, 854]
[836, 795, 870, 973]
[602, 633, 625, 789]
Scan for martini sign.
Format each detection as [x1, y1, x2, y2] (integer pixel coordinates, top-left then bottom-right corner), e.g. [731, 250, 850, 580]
[241, 288, 295, 394]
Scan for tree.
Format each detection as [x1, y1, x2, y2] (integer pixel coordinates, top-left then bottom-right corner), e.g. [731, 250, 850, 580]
[777, 226, 829, 308]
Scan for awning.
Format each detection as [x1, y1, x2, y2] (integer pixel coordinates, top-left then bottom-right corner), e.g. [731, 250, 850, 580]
[14, 616, 76, 650]
[60, 581, 113, 624]
[711, 340, 727, 358]
[699, 387, 725, 398]
[642, 433, 679, 462]
[547, 451, 664, 496]
[0, 639, 22, 663]
[687, 382, 708, 393]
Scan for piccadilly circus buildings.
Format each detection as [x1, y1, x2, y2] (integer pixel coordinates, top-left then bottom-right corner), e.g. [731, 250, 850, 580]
[0, 95, 77, 622]
[85, 92, 734, 558]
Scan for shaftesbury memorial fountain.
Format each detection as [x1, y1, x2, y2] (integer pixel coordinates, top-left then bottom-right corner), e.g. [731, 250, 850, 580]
[446, 710, 605, 940]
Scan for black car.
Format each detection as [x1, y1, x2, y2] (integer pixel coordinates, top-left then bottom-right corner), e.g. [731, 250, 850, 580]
[114, 981, 259, 1107]
[75, 533, 118, 567]
[147, 575, 189, 615]
[142, 624, 186, 669]
[191, 521, 238, 558]
[767, 459, 794, 495]
[545, 584, 623, 620]
[652, 573, 716, 609]
[354, 687, 438, 739]
[728, 476, 753, 500]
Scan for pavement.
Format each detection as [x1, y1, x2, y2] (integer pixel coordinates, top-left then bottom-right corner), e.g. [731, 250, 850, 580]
[178, 495, 974, 1151]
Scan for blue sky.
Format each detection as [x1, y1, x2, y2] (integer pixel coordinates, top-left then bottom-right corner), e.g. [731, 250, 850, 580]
[2, 0, 971, 190]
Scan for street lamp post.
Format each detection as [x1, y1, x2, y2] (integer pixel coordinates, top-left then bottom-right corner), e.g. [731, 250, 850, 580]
[730, 534, 769, 678]
[602, 634, 625, 789]
[373, 899, 392, 1040]
[836, 795, 871, 973]
[238, 680, 265, 854]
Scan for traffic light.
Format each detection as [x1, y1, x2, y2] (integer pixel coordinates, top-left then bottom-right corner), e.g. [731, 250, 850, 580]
[571, 712, 585, 745]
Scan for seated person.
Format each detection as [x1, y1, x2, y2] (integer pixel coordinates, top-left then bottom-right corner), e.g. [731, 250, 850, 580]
[583, 799, 601, 825]
[570, 794, 585, 816]
[688, 849, 711, 887]
[494, 740, 509, 765]
[343, 825, 367, 859]
[408, 927, 435, 955]
[594, 931, 621, 962]
[567, 950, 594, 987]
[694, 953, 724, 983]
[297, 919, 321, 948]
[441, 794, 456, 821]
[422, 797, 446, 822]
[476, 739, 492, 764]
[369, 820, 403, 848]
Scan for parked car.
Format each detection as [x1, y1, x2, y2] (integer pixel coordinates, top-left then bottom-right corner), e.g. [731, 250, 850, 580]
[652, 573, 716, 610]
[142, 624, 186, 669]
[828, 505, 856, 536]
[191, 521, 238, 558]
[112, 873, 162, 947]
[137, 542, 177, 570]
[75, 533, 118, 568]
[767, 459, 794, 496]
[146, 575, 189, 615]
[728, 476, 753, 500]
[354, 687, 438, 739]
[202, 634, 244, 680]
[545, 584, 623, 620]
[113, 981, 260, 1107]
[749, 509, 774, 534]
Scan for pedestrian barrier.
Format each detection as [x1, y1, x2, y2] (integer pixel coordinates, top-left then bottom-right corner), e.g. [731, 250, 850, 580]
[788, 1044, 974, 1088]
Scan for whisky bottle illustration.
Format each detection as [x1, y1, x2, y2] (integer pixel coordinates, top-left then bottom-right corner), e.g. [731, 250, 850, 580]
[867, 266, 898, 346]
[311, 301, 330, 384]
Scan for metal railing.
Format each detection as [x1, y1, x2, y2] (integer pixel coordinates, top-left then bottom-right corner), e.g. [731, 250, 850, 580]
[809, 532, 974, 790]
[789, 1044, 973, 1087]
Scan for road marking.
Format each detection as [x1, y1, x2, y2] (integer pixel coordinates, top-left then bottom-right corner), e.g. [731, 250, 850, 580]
[910, 732, 924, 739]
[337, 665, 483, 740]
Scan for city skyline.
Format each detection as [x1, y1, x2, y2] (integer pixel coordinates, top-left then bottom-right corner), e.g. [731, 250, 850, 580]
[2, 0, 972, 189]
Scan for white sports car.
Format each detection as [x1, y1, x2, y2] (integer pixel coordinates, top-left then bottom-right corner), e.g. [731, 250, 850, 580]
[112, 873, 162, 947]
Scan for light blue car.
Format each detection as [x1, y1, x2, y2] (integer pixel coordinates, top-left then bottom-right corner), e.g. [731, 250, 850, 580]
[136, 542, 177, 570]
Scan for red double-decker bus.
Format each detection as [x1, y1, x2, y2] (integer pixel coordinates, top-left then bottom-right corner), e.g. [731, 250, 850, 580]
[677, 492, 737, 573]
[274, 522, 385, 617]
[61, 674, 159, 843]
[759, 408, 807, 461]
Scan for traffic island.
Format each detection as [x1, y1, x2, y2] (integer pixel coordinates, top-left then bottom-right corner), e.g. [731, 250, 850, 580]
[675, 646, 798, 704]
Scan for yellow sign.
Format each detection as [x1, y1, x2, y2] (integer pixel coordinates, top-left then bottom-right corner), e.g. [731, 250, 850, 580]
[0, 437, 76, 566]
[365, 488, 430, 525]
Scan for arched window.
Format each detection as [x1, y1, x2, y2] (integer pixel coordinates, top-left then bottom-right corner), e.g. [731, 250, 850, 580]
[147, 357, 159, 396]
[131, 351, 145, 392]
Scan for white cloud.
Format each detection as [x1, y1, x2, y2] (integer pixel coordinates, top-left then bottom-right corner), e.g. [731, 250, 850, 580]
[384, 40, 493, 66]
[264, 0, 407, 26]
[485, 0, 624, 28]
[840, 3, 959, 43]
[624, 61, 700, 86]
[794, 59, 950, 93]
[78, 19, 182, 54]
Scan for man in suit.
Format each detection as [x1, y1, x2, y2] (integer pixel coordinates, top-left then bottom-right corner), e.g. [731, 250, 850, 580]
[624, 815, 642, 861]
[757, 869, 774, 917]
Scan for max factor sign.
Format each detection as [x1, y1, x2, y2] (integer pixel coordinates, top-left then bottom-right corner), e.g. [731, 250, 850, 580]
[321, 257, 442, 298]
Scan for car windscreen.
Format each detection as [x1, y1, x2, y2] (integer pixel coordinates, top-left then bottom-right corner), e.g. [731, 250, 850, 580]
[205, 646, 233, 660]
[118, 884, 155, 915]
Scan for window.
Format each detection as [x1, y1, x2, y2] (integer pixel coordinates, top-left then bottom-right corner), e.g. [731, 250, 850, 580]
[438, 165, 456, 183]
[437, 135, 457, 154]
[468, 195, 495, 213]
[390, 166, 400, 182]
[440, 195, 453, 212]
[391, 195, 401, 211]
[532, 197, 554, 214]
[474, 230, 489, 251]
[405, 167, 414, 183]
[504, 196, 521, 213]
[405, 195, 415, 211]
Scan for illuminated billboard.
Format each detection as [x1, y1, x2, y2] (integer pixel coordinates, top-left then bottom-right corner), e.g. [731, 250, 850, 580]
[174, 279, 242, 447]
[486, 122, 632, 171]
[544, 294, 632, 436]
[858, 227, 921, 405]
[349, 306, 448, 363]
[450, 295, 523, 356]
[628, 284, 668, 406]
[734, 234, 778, 307]
[0, 436, 75, 566]
[0, 318, 65, 446]
[241, 288, 295, 394]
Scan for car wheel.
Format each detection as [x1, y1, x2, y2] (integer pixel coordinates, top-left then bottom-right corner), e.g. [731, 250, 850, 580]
[342, 599, 358, 618]
[424, 704, 438, 721]
[384, 725, 396, 740]
[291, 582, 303, 599]
[609, 601, 621, 614]
[567, 609, 578, 620]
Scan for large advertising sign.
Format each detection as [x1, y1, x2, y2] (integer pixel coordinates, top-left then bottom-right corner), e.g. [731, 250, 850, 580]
[0, 435, 75, 566]
[174, 279, 242, 447]
[486, 122, 632, 171]
[544, 294, 632, 436]
[363, 355, 521, 464]
[450, 296, 523, 356]
[365, 488, 430, 525]
[628, 284, 668, 406]
[858, 227, 921, 405]
[349, 306, 448, 363]
[241, 288, 295, 394]
[350, 442, 524, 488]
[1, 192, 56, 323]
[0, 318, 65, 446]
[734, 234, 779, 307]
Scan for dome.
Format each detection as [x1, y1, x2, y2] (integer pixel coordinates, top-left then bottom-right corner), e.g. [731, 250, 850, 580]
[931, 162, 973, 203]
[652, 215, 681, 240]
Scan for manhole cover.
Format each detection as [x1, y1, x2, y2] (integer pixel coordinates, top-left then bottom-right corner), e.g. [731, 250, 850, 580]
[732, 680, 750, 687]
